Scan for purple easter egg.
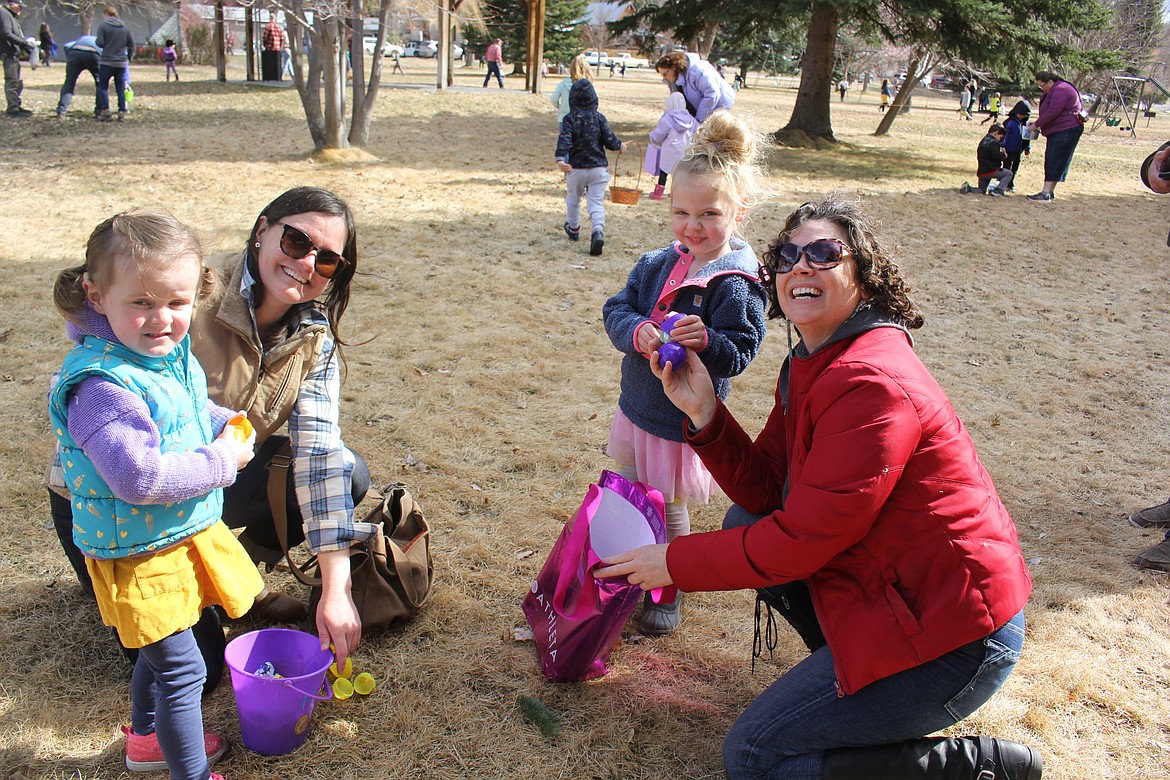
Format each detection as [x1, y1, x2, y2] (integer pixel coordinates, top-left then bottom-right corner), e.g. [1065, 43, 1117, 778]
[658, 341, 687, 369]
[661, 313, 685, 337]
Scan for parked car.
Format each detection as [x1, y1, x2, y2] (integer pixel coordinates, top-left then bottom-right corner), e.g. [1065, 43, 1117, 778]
[405, 40, 437, 58]
[612, 52, 649, 68]
[362, 37, 405, 58]
[584, 50, 609, 67]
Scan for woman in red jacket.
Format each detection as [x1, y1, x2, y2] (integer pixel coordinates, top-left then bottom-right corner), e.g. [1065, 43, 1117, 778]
[597, 195, 1041, 780]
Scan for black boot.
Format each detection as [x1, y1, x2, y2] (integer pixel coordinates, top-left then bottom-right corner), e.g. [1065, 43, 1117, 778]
[823, 736, 1042, 780]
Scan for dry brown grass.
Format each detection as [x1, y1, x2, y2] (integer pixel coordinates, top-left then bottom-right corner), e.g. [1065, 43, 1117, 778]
[2, 57, 1169, 779]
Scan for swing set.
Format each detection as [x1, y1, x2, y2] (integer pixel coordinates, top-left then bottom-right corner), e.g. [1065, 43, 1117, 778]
[1090, 74, 1170, 137]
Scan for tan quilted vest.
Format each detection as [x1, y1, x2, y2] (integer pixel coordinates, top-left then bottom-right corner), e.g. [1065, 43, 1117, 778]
[190, 253, 328, 442]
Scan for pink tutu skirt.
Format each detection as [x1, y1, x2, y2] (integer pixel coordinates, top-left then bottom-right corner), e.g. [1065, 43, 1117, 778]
[606, 408, 716, 505]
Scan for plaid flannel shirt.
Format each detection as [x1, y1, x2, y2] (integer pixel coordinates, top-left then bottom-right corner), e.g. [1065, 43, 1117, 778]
[238, 264, 378, 554]
[262, 20, 286, 51]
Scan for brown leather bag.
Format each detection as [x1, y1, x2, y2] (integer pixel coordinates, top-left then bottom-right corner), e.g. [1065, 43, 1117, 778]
[268, 448, 434, 633]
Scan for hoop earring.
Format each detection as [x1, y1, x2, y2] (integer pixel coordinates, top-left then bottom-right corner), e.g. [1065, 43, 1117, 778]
[254, 242, 261, 248]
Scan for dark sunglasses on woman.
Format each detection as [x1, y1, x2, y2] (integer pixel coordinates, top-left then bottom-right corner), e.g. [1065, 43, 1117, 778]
[276, 222, 348, 279]
[760, 238, 852, 284]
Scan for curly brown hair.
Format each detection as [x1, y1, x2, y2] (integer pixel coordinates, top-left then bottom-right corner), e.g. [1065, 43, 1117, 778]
[759, 193, 923, 329]
[654, 51, 688, 74]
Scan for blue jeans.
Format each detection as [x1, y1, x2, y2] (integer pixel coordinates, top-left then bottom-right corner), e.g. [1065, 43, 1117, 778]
[1042, 124, 1083, 183]
[97, 63, 127, 113]
[483, 60, 503, 88]
[720, 506, 1026, 780]
[132, 629, 212, 780]
[57, 49, 99, 115]
[222, 434, 370, 554]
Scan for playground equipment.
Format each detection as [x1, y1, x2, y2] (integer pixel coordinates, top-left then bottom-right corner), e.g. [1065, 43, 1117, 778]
[1090, 74, 1170, 137]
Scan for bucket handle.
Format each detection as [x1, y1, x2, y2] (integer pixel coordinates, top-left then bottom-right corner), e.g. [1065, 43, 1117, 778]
[611, 141, 643, 191]
[281, 677, 333, 702]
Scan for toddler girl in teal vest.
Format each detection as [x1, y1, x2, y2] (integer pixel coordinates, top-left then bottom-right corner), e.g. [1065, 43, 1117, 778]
[50, 208, 261, 780]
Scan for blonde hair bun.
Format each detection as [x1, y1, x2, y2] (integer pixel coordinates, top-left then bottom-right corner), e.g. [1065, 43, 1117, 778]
[674, 111, 770, 218]
[691, 110, 757, 168]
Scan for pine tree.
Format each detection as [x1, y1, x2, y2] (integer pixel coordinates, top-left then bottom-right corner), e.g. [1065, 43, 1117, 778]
[618, 0, 1117, 141]
[465, 0, 588, 74]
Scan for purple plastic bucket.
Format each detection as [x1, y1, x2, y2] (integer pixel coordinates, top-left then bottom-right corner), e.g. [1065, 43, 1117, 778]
[224, 628, 333, 755]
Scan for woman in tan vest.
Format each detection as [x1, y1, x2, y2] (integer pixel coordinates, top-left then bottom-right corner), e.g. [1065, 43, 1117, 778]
[50, 186, 372, 680]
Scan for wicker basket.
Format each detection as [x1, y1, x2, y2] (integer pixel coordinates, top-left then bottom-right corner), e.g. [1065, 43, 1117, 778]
[609, 143, 643, 205]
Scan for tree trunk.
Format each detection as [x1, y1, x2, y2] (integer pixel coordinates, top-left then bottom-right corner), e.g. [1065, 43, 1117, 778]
[298, 19, 347, 150]
[350, 0, 394, 146]
[778, 3, 839, 143]
[349, 3, 366, 116]
[697, 22, 719, 60]
[215, 3, 225, 83]
[296, 29, 326, 149]
[874, 53, 936, 136]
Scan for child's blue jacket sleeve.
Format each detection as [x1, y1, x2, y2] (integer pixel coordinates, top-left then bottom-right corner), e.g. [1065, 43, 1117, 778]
[603, 255, 653, 355]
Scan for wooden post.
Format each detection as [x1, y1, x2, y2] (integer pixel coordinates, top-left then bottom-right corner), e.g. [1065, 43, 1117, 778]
[244, 6, 255, 82]
[436, 0, 450, 90]
[524, 0, 534, 91]
[531, 0, 545, 95]
[215, 2, 225, 82]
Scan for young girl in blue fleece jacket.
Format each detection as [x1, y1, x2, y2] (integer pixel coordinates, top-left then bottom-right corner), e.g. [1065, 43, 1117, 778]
[602, 111, 768, 636]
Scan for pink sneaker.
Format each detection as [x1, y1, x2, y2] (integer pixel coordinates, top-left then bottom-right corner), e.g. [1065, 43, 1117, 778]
[122, 724, 228, 772]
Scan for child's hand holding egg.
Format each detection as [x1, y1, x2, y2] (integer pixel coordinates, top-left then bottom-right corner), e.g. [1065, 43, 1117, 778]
[222, 413, 256, 470]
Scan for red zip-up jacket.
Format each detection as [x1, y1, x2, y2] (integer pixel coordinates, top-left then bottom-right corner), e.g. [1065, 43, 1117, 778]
[667, 325, 1032, 694]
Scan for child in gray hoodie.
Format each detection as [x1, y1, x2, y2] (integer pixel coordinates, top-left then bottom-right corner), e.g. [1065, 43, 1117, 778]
[95, 4, 134, 120]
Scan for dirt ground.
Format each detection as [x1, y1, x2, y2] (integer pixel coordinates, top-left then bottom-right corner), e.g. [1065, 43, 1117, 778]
[1, 55, 1169, 779]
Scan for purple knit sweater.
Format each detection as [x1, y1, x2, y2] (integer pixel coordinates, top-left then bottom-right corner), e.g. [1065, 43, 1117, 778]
[1036, 80, 1082, 136]
[62, 306, 239, 505]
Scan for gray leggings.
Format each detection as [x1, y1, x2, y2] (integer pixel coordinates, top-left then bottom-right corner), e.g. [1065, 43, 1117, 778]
[564, 166, 609, 231]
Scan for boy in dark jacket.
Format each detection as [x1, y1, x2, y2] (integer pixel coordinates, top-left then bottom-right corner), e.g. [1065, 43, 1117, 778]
[960, 124, 1013, 196]
[555, 79, 626, 256]
[1000, 101, 1031, 191]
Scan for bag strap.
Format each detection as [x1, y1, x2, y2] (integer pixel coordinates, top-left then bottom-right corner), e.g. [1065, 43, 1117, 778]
[266, 441, 324, 588]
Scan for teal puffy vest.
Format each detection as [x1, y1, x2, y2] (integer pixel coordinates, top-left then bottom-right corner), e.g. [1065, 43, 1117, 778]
[49, 335, 223, 559]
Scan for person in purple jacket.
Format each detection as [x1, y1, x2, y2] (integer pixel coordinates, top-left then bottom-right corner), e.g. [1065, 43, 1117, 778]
[1026, 70, 1084, 202]
[655, 51, 734, 123]
[646, 91, 696, 200]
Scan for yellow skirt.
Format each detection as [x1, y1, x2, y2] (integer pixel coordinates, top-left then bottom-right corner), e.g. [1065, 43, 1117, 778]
[86, 521, 265, 649]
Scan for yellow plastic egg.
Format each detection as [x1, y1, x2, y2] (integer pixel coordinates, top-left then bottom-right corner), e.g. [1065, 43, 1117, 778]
[333, 677, 354, 700]
[353, 672, 376, 695]
[330, 656, 353, 680]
